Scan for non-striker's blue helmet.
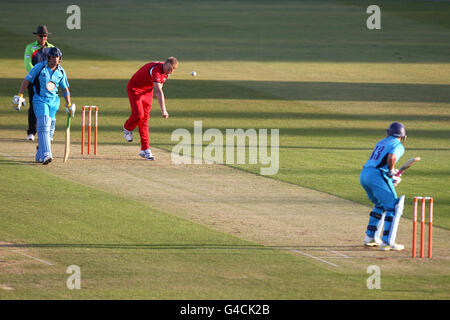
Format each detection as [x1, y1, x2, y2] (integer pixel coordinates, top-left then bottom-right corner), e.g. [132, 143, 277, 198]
[387, 122, 407, 141]
[47, 47, 63, 58]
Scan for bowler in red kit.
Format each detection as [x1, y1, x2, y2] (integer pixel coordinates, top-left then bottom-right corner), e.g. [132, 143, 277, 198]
[123, 57, 178, 160]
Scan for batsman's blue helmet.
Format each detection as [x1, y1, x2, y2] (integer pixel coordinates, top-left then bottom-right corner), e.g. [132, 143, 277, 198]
[47, 47, 63, 58]
[387, 122, 407, 140]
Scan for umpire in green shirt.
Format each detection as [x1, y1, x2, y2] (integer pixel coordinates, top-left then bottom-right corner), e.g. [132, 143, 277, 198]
[24, 25, 55, 141]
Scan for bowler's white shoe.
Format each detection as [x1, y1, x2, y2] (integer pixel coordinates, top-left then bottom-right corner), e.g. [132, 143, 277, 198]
[379, 242, 404, 251]
[27, 134, 35, 141]
[364, 235, 381, 247]
[139, 149, 155, 160]
[123, 127, 133, 142]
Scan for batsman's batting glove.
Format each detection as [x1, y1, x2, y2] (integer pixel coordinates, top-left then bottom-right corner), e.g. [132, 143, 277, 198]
[388, 169, 401, 187]
[388, 169, 399, 178]
[66, 103, 76, 118]
[12, 94, 26, 111]
[393, 175, 402, 187]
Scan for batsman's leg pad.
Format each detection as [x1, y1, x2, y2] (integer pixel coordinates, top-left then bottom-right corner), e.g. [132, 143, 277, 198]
[35, 144, 41, 162]
[50, 119, 56, 140]
[373, 210, 386, 243]
[36, 115, 52, 160]
[381, 211, 394, 244]
[366, 206, 384, 238]
[386, 195, 405, 246]
[381, 199, 404, 245]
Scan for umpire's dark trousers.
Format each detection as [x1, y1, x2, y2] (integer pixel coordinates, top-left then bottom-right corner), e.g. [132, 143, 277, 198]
[27, 82, 36, 135]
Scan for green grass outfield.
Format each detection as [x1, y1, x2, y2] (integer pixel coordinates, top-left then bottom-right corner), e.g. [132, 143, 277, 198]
[0, 0, 449, 299]
[0, 162, 353, 299]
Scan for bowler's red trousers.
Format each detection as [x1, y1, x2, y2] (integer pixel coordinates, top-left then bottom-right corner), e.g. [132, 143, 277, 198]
[123, 84, 153, 151]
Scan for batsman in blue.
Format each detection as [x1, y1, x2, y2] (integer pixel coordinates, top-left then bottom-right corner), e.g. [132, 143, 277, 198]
[360, 122, 407, 251]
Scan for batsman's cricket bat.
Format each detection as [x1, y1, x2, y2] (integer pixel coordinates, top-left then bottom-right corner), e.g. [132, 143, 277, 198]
[396, 157, 421, 176]
[63, 113, 71, 163]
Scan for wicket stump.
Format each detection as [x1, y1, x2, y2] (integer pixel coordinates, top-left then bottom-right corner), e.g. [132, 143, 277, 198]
[412, 196, 433, 258]
[81, 106, 98, 155]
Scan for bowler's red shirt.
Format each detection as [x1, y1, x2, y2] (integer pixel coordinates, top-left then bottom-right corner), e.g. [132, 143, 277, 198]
[128, 62, 168, 93]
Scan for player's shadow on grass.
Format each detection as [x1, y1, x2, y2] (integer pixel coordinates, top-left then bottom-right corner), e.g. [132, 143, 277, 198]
[0, 157, 36, 165]
[0, 159, 35, 165]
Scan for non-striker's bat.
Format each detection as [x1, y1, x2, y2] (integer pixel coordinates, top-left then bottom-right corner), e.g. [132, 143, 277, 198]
[63, 113, 71, 163]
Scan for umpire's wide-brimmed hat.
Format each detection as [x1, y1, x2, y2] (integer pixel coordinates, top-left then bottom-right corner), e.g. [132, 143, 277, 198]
[33, 25, 51, 35]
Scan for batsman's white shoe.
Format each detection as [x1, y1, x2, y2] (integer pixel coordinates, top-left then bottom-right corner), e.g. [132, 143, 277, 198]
[42, 155, 53, 165]
[379, 242, 405, 251]
[123, 127, 133, 142]
[364, 235, 381, 247]
[139, 149, 155, 160]
[27, 134, 35, 141]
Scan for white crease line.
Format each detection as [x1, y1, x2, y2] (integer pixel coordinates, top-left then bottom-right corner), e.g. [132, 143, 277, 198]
[10, 250, 54, 266]
[329, 250, 351, 258]
[314, 256, 353, 259]
[290, 249, 338, 267]
[0, 152, 15, 158]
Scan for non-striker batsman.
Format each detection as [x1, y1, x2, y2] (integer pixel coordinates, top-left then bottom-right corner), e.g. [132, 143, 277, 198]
[13, 47, 75, 164]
